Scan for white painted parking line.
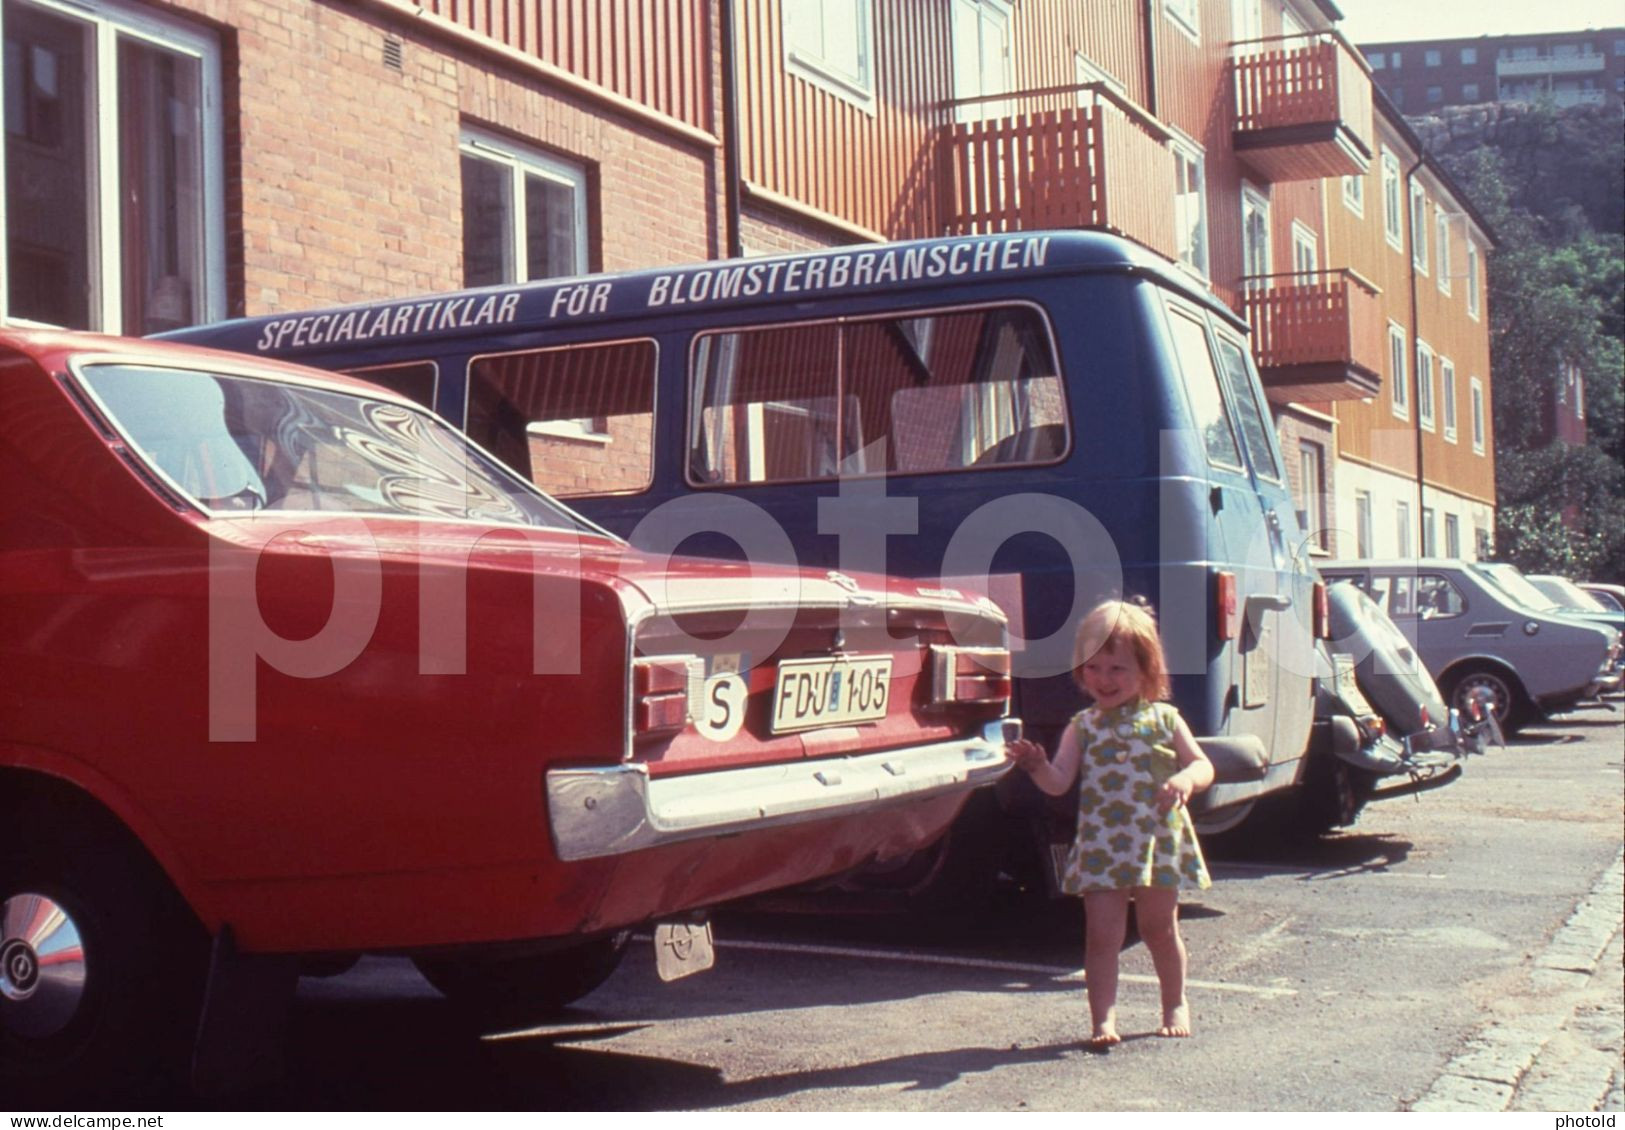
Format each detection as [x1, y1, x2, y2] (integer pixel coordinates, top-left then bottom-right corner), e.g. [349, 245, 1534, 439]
[703, 937, 1297, 998]
[1210, 861, 1448, 881]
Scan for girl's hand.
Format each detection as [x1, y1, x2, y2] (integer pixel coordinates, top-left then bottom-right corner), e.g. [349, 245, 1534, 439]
[1007, 738, 1049, 773]
[1155, 772, 1194, 815]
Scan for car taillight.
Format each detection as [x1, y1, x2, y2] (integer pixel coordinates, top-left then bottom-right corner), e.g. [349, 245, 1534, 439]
[1419, 705, 1431, 730]
[633, 655, 702, 737]
[1312, 581, 1331, 640]
[1215, 571, 1240, 641]
[929, 645, 1011, 706]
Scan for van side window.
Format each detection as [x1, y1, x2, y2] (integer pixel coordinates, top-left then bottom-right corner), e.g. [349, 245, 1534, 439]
[343, 362, 438, 411]
[687, 305, 1066, 485]
[1387, 574, 1416, 617]
[1165, 307, 1243, 469]
[1213, 334, 1282, 481]
[465, 340, 657, 497]
[1417, 573, 1464, 618]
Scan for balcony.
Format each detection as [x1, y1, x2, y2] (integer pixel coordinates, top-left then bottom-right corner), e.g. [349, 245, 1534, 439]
[1232, 33, 1374, 182]
[938, 84, 1178, 260]
[1241, 270, 1384, 404]
[1496, 52, 1605, 77]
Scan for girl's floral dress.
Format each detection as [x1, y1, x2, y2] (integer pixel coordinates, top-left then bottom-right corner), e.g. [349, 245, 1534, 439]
[1060, 698, 1212, 895]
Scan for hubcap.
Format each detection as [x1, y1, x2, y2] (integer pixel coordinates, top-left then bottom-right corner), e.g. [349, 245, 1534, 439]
[1, 893, 87, 1040]
[1458, 676, 1509, 723]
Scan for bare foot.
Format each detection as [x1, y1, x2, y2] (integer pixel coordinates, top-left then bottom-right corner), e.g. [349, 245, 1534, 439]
[1158, 1001, 1192, 1038]
[1087, 1011, 1121, 1049]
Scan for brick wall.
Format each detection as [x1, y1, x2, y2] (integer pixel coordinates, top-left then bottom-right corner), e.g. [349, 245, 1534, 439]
[171, 1, 720, 317]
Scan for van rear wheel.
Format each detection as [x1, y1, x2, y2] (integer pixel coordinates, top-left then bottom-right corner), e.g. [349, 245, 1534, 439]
[1446, 666, 1530, 737]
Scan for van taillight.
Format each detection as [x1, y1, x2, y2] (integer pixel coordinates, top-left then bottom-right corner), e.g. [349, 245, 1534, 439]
[633, 655, 701, 736]
[1418, 705, 1431, 730]
[930, 645, 1012, 706]
[1215, 571, 1240, 641]
[1312, 581, 1331, 640]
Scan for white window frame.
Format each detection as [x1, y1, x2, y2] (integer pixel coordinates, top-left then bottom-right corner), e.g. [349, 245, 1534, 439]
[1436, 212, 1452, 294]
[1382, 149, 1404, 250]
[1165, 0, 1201, 43]
[1355, 489, 1373, 557]
[1170, 134, 1209, 279]
[1342, 169, 1365, 216]
[1461, 47, 1478, 64]
[1441, 356, 1458, 442]
[1396, 499, 1412, 558]
[1389, 322, 1410, 420]
[1467, 241, 1481, 319]
[1, 0, 227, 333]
[1240, 182, 1271, 286]
[459, 127, 589, 284]
[1470, 376, 1486, 454]
[1421, 506, 1437, 556]
[1410, 182, 1429, 275]
[784, 0, 876, 109]
[1291, 221, 1318, 279]
[1416, 340, 1435, 432]
[1444, 512, 1461, 558]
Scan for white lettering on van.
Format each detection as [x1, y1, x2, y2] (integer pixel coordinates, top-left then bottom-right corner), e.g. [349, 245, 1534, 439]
[648, 276, 672, 307]
[827, 256, 851, 289]
[853, 253, 877, 287]
[714, 267, 746, 300]
[783, 260, 806, 292]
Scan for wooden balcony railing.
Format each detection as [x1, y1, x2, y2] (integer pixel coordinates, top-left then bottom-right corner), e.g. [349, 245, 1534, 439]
[939, 84, 1177, 259]
[1241, 269, 1384, 402]
[1233, 33, 1374, 181]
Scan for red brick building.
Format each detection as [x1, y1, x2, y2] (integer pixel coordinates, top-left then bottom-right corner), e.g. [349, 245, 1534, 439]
[1360, 27, 1625, 112]
[0, 0, 1498, 558]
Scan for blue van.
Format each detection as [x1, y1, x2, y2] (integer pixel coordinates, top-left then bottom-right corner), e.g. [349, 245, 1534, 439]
[162, 231, 1338, 882]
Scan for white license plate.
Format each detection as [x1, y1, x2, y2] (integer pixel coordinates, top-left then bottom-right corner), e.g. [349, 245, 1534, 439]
[771, 655, 893, 734]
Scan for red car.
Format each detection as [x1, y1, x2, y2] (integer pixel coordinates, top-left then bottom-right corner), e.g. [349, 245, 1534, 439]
[0, 328, 1012, 1091]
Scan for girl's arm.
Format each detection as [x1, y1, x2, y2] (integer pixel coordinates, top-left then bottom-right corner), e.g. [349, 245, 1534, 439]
[1009, 723, 1082, 797]
[1155, 713, 1216, 815]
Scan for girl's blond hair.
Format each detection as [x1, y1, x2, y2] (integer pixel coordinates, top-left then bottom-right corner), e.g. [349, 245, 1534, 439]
[1073, 599, 1171, 701]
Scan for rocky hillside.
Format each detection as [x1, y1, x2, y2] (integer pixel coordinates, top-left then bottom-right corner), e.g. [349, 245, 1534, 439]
[1406, 100, 1624, 236]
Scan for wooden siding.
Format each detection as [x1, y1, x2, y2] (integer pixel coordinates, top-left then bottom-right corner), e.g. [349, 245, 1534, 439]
[1233, 35, 1374, 179]
[734, 0, 947, 239]
[417, 0, 712, 131]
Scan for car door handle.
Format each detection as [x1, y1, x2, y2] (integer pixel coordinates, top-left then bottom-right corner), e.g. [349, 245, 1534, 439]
[1245, 593, 1293, 614]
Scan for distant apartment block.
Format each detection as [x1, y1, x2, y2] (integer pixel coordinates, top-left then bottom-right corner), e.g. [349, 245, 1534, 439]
[1359, 27, 1625, 111]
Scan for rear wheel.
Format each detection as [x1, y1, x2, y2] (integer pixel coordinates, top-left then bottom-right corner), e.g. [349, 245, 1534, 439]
[1446, 665, 1531, 736]
[413, 932, 630, 1027]
[1286, 754, 1376, 840]
[0, 799, 208, 1097]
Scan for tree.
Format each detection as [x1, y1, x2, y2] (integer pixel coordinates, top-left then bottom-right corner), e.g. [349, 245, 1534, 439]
[1436, 113, 1625, 581]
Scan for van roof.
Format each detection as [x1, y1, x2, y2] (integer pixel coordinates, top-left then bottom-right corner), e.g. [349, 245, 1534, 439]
[155, 229, 1243, 358]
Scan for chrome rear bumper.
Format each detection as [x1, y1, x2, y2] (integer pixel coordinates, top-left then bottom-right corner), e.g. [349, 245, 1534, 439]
[546, 720, 1013, 861]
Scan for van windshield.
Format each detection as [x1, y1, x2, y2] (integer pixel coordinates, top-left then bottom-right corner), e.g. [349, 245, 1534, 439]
[78, 363, 594, 530]
[686, 304, 1066, 483]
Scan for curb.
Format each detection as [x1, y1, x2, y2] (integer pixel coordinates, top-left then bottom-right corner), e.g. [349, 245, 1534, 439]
[1410, 848, 1625, 1113]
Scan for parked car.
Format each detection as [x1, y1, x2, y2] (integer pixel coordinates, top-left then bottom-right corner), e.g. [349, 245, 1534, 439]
[1319, 559, 1621, 735]
[1325, 580, 1499, 758]
[1579, 582, 1625, 615]
[0, 328, 1016, 1093]
[1526, 572, 1625, 638]
[1481, 563, 1625, 696]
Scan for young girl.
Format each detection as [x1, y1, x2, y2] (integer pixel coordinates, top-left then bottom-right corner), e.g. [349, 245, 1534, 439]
[1009, 599, 1215, 1048]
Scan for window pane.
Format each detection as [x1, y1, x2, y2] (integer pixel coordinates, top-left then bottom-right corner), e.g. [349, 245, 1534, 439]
[4, 3, 92, 327]
[1215, 335, 1280, 480]
[119, 34, 205, 333]
[467, 341, 657, 497]
[524, 172, 578, 280]
[688, 306, 1066, 485]
[461, 152, 512, 287]
[1167, 309, 1242, 468]
[345, 361, 438, 410]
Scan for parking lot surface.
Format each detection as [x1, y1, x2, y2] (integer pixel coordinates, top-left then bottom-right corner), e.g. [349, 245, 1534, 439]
[179, 710, 1624, 1111]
